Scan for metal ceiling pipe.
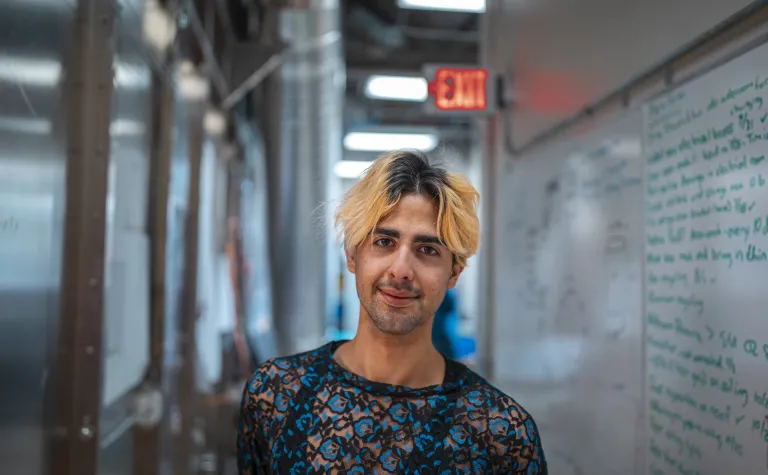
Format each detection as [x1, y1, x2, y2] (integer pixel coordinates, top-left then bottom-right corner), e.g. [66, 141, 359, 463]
[260, 0, 344, 356]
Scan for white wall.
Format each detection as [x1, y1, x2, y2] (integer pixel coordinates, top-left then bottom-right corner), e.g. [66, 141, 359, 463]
[488, 0, 755, 147]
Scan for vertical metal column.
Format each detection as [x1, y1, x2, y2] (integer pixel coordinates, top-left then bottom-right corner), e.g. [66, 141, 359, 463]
[475, 0, 500, 379]
[132, 74, 175, 475]
[173, 105, 205, 475]
[47, 1, 117, 474]
[262, 0, 344, 356]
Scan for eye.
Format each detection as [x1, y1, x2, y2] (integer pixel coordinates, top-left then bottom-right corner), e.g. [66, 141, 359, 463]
[373, 237, 394, 248]
[419, 246, 439, 256]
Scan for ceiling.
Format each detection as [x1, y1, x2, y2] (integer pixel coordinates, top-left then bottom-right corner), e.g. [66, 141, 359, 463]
[487, 0, 759, 151]
[213, 0, 481, 148]
[343, 0, 478, 71]
[341, 0, 481, 146]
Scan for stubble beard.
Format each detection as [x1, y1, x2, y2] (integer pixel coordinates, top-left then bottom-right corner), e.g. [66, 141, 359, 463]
[364, 295, 427, 336]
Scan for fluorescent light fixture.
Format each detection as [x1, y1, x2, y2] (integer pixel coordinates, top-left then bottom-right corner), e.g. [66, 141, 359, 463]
[397, 0, 485, 13]
[0, 56, 60, 87]
[114, 62, 151, 89]
[334, 160, 374, 179]
[110, 119, 146, 137]
[343, 132, 438, 152]
[364, 75, 428, 102]
[0, 55, 149, 89]
[0, 117, 52, 135]
[3, 0, 71, 6]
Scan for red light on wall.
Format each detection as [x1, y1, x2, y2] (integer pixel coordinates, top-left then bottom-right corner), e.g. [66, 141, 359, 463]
[427, 68, 489, 111]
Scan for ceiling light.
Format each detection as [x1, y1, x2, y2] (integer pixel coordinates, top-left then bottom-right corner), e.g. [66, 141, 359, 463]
[334, 161, 374, 179]
[0, 117, 52, 135]
[364, 75, 428, 102]
[114, 62, 151, 90]
[177, 61, 209, 101]
[204, 109, 226, 136]
[178, 60, 196, 76]
[110, 119, 146, 137]
[0, 55, 149, 89]
[343, 132, 438, 152]
[3, 0, 68, 6]
[143, 0, 177, 52]
[0, 56, 60, 87]
[397, 0, 485, 13]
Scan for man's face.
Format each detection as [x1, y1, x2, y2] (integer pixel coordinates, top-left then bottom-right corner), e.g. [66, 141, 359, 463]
[346, 193, 463, 336]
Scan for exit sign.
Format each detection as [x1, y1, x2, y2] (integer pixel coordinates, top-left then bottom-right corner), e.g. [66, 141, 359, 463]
[423, 64, 497, 116]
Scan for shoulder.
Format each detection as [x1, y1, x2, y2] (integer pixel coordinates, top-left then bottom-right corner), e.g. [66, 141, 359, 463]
[458, 372, 538, 431]
[455, 369, 548, 472]
[242, 344, 329, 413]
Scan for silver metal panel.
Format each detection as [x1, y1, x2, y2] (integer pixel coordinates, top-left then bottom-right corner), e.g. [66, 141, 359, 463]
[262, 1, 345, 355]
[98, 0, 153, 468]
[237, 118, 278, 363]
[489, 0, 756, 147]
[159, 89, 192, 472]
[0, 2, 74, 474]
[102, 0, 153, 409]
[195, 138, 225, 391]
[98, 427, 133, 475]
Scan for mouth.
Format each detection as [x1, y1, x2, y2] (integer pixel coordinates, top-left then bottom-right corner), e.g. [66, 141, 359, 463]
[377, 288, 418, 307]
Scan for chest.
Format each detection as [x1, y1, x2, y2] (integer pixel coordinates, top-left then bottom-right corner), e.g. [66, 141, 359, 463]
[266, 396, 499, 474]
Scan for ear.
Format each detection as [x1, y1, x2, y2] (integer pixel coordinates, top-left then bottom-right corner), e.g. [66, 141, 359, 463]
[345, 247, 356, 274]
[447, 264, 463, 289]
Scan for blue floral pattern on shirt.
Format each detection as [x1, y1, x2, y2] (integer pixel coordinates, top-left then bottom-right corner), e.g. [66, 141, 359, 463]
[237, 341, 547, 474]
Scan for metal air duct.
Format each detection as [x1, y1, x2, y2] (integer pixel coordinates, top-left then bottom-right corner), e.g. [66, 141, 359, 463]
[260, 0, 344, 356]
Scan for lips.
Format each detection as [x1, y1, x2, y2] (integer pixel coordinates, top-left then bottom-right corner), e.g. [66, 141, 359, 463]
[378, 288, 418, 307]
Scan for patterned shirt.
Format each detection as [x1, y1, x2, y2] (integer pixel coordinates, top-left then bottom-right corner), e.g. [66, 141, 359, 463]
[237, 340, 547, 474]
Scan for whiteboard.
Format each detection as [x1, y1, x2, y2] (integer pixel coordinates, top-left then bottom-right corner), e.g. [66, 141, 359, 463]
[495, 109, 646, 475]
[643, 40, 768, 475]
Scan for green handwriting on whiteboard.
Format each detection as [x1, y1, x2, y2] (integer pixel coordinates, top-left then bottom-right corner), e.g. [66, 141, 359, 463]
[650, 379, 739, 424]
[648, 399, 743, 455]
[646, 293, 704, 315]
[649, 435, 702, 475]
[677, 349, 737, 375]
[644, 67, 768, 471]
[647, 271, 689, 288]
[648, 335, 677, 354]
[750, 418, 768, 443]
[648, 351, 758, 410]
[647, 313, 705, 341]
[648, 244, 768, 268]
[684, 199, 756, 221]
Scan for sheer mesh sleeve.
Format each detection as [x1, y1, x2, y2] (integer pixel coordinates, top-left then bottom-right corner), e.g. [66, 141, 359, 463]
[237, 366, 274, 475]
[504, 405, 548, 474]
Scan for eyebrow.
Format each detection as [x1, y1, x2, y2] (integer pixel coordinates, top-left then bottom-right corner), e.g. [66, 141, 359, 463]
[373, 227, 444, 246]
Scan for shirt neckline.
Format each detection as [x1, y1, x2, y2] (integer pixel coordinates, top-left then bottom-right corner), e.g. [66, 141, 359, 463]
[324, 339, 466, 397]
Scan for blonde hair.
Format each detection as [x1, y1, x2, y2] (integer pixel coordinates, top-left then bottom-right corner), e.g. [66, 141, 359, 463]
[335, 150, 480, 267]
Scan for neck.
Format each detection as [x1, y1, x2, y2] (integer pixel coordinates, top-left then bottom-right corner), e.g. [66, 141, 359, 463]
[336, 309, 445, 388]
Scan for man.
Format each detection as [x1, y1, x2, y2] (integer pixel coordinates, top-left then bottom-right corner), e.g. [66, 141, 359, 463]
[237, 151, 547, 474]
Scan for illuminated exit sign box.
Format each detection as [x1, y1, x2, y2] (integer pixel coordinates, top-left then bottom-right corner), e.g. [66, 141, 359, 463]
[422, 64, 498, 116]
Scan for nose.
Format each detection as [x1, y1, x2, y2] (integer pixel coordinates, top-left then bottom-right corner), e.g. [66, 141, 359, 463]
[387, 246, 414, 282]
